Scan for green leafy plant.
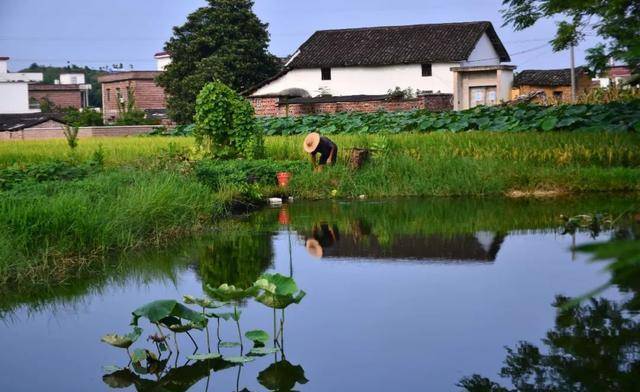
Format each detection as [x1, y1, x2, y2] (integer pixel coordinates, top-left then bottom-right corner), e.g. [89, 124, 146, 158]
[194, 81, 264, 159]
[101, 327, 143, 358]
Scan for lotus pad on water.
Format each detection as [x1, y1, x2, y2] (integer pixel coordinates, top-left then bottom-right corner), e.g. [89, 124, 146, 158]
[254, 273, 306, 309]
[206, 283, 259, 302]
[131, 300, 207, 327]
[183, 295, 226, 309]
[101, 327, 143, 349]
[245, 329, 270, 345]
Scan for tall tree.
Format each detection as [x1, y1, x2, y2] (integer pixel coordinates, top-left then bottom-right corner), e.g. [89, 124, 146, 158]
[157, 0, 280, 124]
[501, 0, 640, 75]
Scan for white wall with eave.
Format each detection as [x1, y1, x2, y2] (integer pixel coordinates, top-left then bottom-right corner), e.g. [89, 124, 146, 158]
[253, 63, 460, 97]
[461, 33, 501, 67]
[0, 82, 38, 113]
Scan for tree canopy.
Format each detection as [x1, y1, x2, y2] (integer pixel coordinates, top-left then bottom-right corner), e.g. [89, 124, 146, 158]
[501, 0, 640, 75]
[157, 0, 281, 124]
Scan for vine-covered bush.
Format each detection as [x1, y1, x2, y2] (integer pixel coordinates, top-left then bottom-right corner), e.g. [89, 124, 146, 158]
[194, 82, 264, 159]
[256, 101, 640, 135]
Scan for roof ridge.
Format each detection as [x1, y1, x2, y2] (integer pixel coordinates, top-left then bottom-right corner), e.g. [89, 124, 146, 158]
[313, 21, 491, 34]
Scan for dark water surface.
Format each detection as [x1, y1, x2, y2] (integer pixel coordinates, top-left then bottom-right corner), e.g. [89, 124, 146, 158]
[0, 197, 638, 391]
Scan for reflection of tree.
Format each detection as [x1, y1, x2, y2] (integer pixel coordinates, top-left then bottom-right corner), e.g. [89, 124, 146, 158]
[457, 295, 640, 392]
[197, 231, 273, 288]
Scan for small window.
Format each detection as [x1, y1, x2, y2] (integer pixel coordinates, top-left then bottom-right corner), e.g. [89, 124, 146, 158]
[106, 88, 111, 101]
[321, 67, 331, 81]
[553, 91, 563, 100]
[421, 63, 432, 77]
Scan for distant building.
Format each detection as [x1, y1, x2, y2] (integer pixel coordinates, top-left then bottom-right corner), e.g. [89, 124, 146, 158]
[28, 73, 92, 109]
[97, 71, 166, 123]
[593, 65, 633, 88]
[247, 21, 515, 115]
[154, 51, 171, 71]
[511, 67, 592, 103]
[0, 57, 43, 114]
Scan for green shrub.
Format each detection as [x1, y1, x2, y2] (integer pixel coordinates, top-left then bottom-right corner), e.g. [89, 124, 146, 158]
[195, 159, 305, 191]
[63, 108, 104, 127]
[0, 160, 99, 191]
[194, 81, 264, 159]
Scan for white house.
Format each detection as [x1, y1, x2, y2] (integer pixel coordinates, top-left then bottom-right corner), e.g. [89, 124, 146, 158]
[154, 51, 172, 71]
[0, 57, 43, 114]
[247, 21, 514, 110]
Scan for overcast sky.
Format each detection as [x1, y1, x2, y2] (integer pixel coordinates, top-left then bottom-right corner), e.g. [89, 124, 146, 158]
[0, 0, 598, 72]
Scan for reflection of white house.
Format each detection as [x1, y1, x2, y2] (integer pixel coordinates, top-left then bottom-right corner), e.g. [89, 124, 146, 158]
[0, 57, 43, 113]
[247, 21, 515, 110]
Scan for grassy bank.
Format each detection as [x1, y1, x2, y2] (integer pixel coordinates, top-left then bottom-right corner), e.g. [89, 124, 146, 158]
[0, 131, 638, 283]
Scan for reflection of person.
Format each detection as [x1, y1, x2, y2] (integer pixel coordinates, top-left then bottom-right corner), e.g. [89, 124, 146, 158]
[305, 223, 339, 258]
[303, 132, 338, 171]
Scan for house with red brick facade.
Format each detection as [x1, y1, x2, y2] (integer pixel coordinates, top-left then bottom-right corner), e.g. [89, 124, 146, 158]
[98, 71, 166, 123]
[28, 72, 92, 109]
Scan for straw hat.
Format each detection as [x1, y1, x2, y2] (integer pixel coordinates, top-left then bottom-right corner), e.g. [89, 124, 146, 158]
[303, 132, 321, 153]
[305, 238, 323, 258]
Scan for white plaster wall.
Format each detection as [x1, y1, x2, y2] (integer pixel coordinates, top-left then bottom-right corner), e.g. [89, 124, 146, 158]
[462, 33, 501, 66]
[0, 82, 32, 113]
[497, 69, 514, 103]
[0, 60, 7, 74]
[156, 57, 171, 71]
[253, 63, 459, 97]
[59, 73, 85, 84]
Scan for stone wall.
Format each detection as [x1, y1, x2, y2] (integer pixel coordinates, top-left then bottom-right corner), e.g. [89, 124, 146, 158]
[250, 94, 453, 117]
[0, 125, 159, 141]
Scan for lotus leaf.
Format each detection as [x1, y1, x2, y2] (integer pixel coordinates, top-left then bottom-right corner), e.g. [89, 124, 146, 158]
[131, 348, 156, 363]
[223, 356, 256, 364]
[131, 300, 206, 327]
[256, 290, 306, 310]
[219, 341, 241, 348]
[254, 273, 299, 296]
[206, 283, 259, 302]
[101, 327, 142, 349]
[249, 347, 280, 356]
[206, 311, 234, 321]
[245, 329, 269, 345]
[188, 353, 222, 362]
[183, 295, 226, 309]
[102, 368, 137, 389]
[257, 360, 309, 391]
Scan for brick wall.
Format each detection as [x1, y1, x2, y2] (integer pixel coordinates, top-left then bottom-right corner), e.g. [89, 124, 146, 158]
[30, 90, 82, 109]
[101, 79, 166, 122]
[251, 94, 453, 117]
[0, 125, 160, 141]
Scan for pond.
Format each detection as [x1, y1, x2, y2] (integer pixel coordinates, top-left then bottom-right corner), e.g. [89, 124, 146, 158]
[0, 196, 638, 391]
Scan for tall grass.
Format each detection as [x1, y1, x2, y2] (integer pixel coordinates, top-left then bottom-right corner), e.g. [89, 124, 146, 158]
[0, 169, 222, 284]
[0, 137, 195, 167]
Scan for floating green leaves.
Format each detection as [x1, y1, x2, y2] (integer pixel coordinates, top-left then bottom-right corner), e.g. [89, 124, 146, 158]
[245, 329, 270, 345]
[257, 360, 309, 391]
[187, 352, 222, 362]
[101, 327, 143, 349]
[219, 341, 241, 348]
[131, 300, 206, 327]
[205, 284, 259, 302]
[249, 347, 280, 356]
[223, 356, 256, 364]
[254, 273, 306, 309]
[183, 295, 226, 309]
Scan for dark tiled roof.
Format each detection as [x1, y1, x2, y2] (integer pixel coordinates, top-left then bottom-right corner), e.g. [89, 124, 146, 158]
[98, 71, 161, 83]
[287, 21, 510, 68]
[0, 113, 65, 132]
[514, 67, 588, 87]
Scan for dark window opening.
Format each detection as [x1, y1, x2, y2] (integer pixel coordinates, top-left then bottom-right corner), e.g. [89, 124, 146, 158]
[106, 88, 111, 101]
[321, 67, 331, 81]
[422, 63, 432, 77]
[553, 91, 563, 100]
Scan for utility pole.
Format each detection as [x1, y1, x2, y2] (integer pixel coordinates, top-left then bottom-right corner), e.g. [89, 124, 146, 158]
[570, 44, 576, 103]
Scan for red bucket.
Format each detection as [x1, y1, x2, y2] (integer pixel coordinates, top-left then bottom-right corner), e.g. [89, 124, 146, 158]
[276, 171, 292, 187]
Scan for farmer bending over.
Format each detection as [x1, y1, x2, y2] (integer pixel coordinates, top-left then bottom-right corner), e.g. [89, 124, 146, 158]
[303, 132, 337, 171]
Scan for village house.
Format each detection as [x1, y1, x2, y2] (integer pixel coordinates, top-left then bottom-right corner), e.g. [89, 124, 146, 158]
[246, 21, 515, 116]
[593, 65, 634, 88]
[97, 54, 170, 123]
[511, 67, 593, 103]
[28, 73, 92, 110]
[0, 56, 43, 114]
